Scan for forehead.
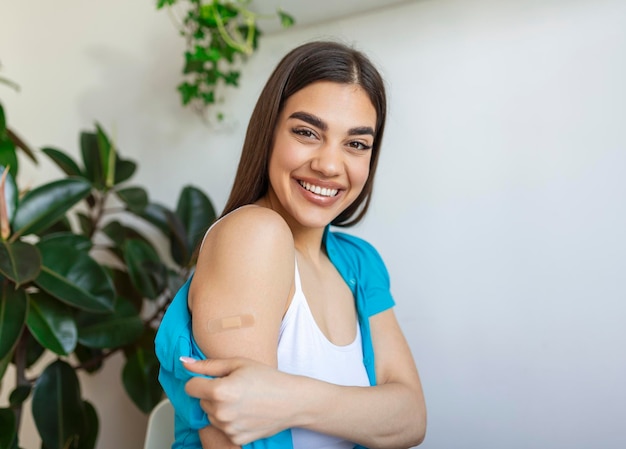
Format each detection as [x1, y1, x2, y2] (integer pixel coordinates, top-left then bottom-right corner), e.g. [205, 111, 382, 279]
[281, 81, 377, 128]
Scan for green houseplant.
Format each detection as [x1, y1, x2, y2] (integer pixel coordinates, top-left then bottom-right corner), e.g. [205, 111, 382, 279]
[0, 100, 216, 449]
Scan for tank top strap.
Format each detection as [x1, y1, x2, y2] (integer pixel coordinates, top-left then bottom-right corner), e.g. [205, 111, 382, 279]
[293, 257, 303, 293]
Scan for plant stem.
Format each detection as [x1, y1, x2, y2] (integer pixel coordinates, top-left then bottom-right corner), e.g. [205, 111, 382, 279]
[213, 4, 252, 55]
[88, 190, 109, 239]
[72, 348, 119, 372]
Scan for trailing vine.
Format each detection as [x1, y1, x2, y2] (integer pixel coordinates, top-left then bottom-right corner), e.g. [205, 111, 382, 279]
[156, 0, 294, 119]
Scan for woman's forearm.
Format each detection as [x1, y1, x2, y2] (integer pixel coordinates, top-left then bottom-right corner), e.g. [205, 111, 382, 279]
[282, 373, 426, 449]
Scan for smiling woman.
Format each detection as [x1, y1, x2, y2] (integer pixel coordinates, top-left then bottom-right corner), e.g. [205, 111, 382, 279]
[265, 81, 375, 232]
[155, 40, 426, 449]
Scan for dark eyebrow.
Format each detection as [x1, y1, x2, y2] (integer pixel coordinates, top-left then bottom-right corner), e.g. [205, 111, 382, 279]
[288, 111, 327, 131]
[348, 126, 375, 137]
[288, 111, 375, 137]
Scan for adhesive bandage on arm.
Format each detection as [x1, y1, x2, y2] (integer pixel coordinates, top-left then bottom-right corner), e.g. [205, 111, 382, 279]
[207, 314, 255, 333]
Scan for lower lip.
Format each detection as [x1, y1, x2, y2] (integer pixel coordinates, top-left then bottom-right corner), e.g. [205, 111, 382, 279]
[296, 180, 342, 206]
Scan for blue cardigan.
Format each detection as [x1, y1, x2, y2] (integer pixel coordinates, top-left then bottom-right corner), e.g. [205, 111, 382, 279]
[155, 228, 395, 449]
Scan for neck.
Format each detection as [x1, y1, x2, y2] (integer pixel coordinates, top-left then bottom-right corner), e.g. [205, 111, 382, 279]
[292, 226, 326, 263]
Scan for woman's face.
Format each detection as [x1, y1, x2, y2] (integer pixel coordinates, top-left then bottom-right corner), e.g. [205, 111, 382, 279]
[265, 81, 377, 232]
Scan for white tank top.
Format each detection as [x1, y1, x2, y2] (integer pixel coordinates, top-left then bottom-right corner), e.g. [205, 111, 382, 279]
[277, 262, 369, 449]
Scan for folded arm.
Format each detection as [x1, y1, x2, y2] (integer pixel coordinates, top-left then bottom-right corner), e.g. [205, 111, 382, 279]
[185, 308, 426, 448]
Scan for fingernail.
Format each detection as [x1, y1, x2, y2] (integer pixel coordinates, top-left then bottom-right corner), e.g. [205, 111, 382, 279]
[179, 356, 198, 364]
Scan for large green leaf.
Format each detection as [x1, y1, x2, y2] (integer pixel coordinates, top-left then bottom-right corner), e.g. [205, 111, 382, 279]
[125, 326, 157, 358]
[0, 165, 18, 223]
[41, 147, 83, 177]
[26, 292, 77, 356]
[123, 239, 167, 300]
[166, 208, 189, 266]
[80, 132, 102, 188]
[0, 284, 28, 360]
[0, 241, 41, 287]
[77, 297, 143, 349]
[107, 267, 143, 311]
[113, 157, 136, 185]
[100, 221, 155, 267]
[95, 124, 113, 187]
[32, 360, 84, 449]
[11, 178, 91, 238]
[102, 219, 152, 245]
[122, 347, 162, 413]
[9, 385, 32, 408]
[176, 185, 215, 261]
[0, 140, 18, 180]
[81, 124, 135, 188]
[116, 186, 148, 212]
[38, 216, 72, 238]
[23, 329, 45, 369]
[75, 400, 98, 449]
[101, 220, 125, 247]
[39, 232, 92, 252]
[137, 202, 171, 236]
[77, 211, 94, 237]
[0, 407, 17, 449]
[99, 222, 126, 265]
[35, 240, 115, 313]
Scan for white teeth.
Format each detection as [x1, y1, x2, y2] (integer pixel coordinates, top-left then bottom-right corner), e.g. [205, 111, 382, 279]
[299, 181, 338, 197]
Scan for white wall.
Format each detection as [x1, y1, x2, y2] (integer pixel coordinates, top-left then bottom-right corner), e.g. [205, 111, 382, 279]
[1, 0, 625, 448]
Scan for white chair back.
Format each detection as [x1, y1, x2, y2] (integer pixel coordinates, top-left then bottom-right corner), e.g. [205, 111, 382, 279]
[143, 398, 175, 449]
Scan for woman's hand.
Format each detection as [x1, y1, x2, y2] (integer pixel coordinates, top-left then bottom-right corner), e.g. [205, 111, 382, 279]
[182, 357, 294, 446]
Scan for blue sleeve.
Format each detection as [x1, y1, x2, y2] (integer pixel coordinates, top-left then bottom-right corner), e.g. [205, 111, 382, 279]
[359, 240, 395, 317]
[155, 277, 211, 431]
[327, 230, 395, 317]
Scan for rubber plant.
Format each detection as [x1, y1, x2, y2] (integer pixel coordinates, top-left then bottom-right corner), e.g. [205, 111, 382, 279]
[0, 100, 216, 449]
[156, 0, 294, 118]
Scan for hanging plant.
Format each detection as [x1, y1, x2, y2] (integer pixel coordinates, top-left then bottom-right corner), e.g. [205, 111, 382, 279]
[156, 0, 294, 119]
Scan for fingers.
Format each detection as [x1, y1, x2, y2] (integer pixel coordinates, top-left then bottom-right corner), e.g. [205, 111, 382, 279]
[185, 375, 214, 400]
[182, 357, 247, 402]
[180, 356, 243, 377]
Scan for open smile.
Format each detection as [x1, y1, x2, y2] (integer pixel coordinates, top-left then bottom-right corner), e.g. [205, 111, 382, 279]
[298, 180, 339, 198]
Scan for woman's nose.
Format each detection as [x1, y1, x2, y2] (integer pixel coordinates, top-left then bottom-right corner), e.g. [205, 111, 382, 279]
[310, 143, 341, 176]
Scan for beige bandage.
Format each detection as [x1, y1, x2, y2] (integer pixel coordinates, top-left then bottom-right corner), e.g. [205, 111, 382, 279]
[207, 314, 255, 333]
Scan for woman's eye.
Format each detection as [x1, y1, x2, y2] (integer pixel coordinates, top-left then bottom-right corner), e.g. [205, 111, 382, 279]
[292, 128, 315, 138]
[348, 141, 372, 151]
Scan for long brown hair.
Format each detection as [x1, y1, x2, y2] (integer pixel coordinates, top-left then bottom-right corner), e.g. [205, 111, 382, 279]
[221, 40, 387, 227]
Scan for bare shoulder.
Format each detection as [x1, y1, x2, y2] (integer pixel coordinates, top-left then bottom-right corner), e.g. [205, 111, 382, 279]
[189, 206, 295, 310]
[207, 205, 293, 251]
[197, 206, 294, 268]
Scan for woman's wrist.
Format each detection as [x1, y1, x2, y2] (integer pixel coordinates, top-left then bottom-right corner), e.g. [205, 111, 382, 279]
[278, 373, 337, 431]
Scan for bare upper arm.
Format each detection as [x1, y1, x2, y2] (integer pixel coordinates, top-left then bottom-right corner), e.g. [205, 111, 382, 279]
[189, 206, 295, 367]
